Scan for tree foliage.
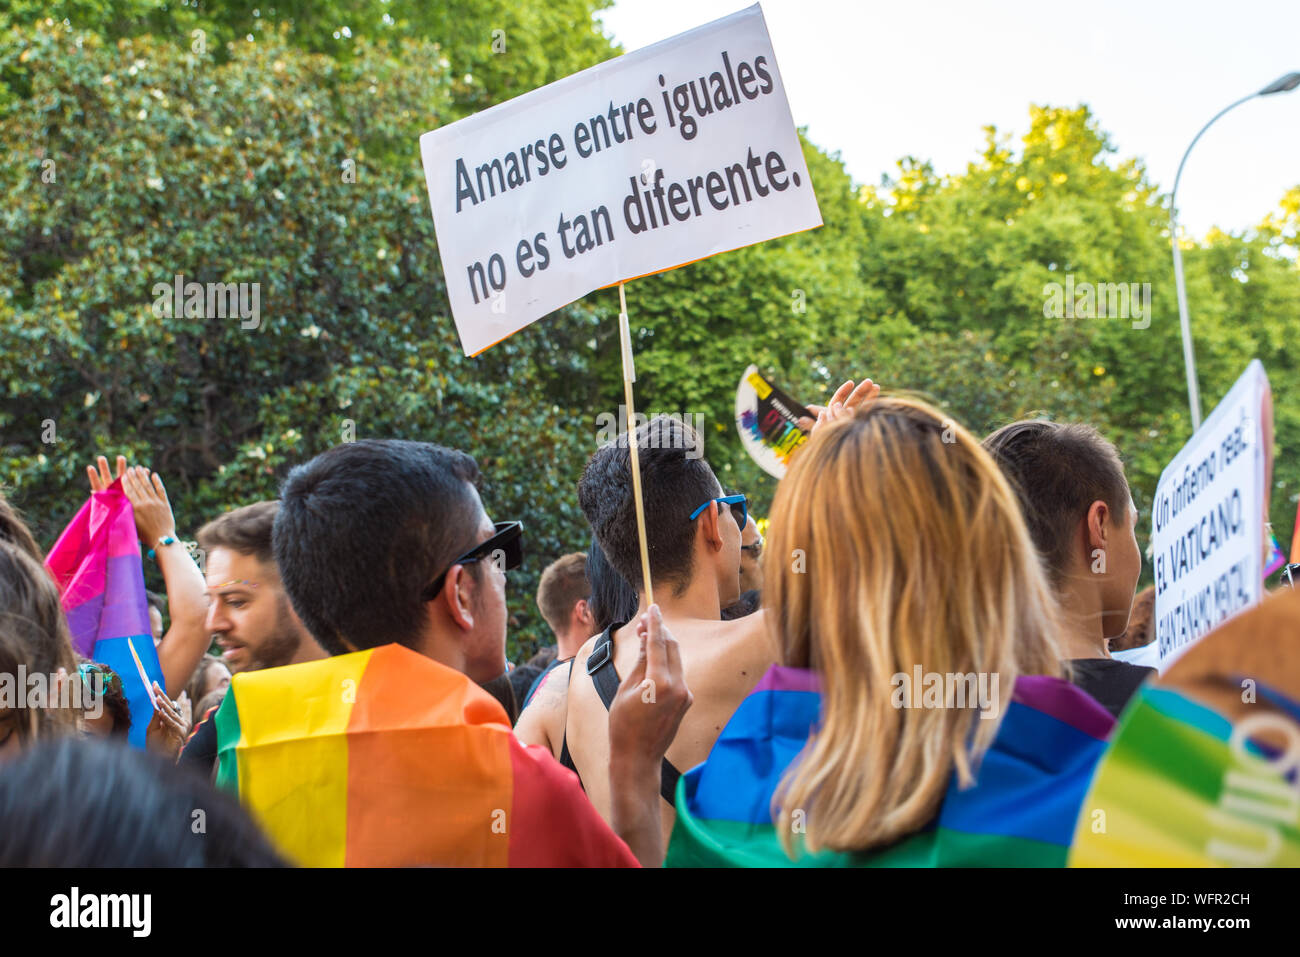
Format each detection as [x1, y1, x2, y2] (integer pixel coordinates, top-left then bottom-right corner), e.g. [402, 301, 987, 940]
[1, 15, 1298, 661]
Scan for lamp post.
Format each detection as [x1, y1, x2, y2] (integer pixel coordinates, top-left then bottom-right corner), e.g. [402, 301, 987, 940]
[1170, 71, 1300, 433]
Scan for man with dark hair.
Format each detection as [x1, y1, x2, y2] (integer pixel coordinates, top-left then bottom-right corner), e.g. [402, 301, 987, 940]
[179, 501, 325, 775]
[517, 416, 776, 854]
[214, 439, 684, 866]
[983, 420, 1153, 718]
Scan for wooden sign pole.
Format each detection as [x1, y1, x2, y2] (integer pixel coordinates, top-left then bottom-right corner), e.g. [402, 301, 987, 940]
[617, 281, 654, 602]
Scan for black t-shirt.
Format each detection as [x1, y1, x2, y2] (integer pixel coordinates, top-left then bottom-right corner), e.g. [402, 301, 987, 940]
[179, 705, 221, 778]
[1068, 658, 1157, 719]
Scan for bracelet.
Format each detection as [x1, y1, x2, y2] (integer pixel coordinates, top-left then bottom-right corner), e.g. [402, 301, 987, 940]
[147, 535, 178, 562]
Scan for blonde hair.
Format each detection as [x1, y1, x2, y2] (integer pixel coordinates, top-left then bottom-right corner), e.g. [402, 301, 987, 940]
[768, 397, 1063, 857]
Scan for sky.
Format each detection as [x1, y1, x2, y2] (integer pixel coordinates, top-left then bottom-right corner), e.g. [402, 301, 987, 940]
[602, 0, 1300, 239]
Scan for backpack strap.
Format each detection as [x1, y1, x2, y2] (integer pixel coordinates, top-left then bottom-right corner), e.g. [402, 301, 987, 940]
[586, 621, 682, 804]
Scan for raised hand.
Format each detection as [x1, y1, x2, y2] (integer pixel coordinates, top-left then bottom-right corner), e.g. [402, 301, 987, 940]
[86, 454, 126, 493]
[799, 377, 881, 434]
[121, 466, 177, 549]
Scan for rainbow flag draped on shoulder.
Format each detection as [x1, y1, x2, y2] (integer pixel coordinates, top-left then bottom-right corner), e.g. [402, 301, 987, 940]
[215, 643, 637, 867]
[45, 479, 163, 748]
[666, 667, 1114, 867]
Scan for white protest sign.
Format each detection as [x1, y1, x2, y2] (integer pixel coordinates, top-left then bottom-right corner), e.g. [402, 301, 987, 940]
[1150, 359, 1270, 669]
[419, 3, 822, 356]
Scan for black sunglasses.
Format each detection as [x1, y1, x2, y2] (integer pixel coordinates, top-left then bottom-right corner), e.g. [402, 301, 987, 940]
[422, 521, 523, 601]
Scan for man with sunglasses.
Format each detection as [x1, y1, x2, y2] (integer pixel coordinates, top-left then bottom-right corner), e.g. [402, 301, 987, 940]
[213, 439, 685, 866]
[517, 415, 777, 856]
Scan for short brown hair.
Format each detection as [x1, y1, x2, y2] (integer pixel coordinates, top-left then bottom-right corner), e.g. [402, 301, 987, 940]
[982, 420, 1130, 587]
[536, 553, 590, 637]
[196, 501, 279, 568]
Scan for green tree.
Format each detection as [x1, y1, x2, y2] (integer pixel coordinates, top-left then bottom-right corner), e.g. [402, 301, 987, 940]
[0, 21, 600, 656]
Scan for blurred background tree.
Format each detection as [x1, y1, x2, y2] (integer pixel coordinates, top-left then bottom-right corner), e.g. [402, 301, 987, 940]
[1, 10, 1297, 658]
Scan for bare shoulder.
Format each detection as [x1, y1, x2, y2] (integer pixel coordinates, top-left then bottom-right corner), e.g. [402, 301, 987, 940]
[684, 609, 779, 702]
[531, 657, 574, 710]
[513, 659, 573, 754]
[720, 608, 780, 665]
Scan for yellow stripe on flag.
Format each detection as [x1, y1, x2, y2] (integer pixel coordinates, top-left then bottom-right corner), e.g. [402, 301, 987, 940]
[230, 649, 373, 866]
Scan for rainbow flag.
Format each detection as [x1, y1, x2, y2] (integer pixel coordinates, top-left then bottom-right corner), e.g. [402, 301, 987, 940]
[1071, 589, 1300, 866]
[666, 667, 1114, 867]
[1069, 685, 1300, 866]
[215, 643, 638, 867]
[45, 480, 163, 748]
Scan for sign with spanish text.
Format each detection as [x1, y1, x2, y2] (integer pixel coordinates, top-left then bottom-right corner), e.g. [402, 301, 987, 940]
[419, 4, 822, 356]
[1149, 360, 1270, 669]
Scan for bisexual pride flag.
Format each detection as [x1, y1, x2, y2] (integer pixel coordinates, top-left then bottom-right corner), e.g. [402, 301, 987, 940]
[215, 642, 638, 867]
[666, 668, 1114, 867]
[45, 479, 163, 748]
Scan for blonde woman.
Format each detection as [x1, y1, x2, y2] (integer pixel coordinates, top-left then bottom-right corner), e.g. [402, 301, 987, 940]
[665, 396, 1117, 866]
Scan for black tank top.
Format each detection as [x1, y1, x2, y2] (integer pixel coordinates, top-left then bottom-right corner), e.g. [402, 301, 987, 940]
[558, 620, 682, 804]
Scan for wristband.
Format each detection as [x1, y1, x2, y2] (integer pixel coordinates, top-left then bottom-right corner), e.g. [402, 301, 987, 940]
[147, 535, 178, 562]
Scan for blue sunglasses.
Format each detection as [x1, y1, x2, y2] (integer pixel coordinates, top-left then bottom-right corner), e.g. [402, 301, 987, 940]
[689, 493, 748, 529]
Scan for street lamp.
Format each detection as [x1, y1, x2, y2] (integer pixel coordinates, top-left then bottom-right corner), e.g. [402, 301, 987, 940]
[1170, 71, 1300, 432]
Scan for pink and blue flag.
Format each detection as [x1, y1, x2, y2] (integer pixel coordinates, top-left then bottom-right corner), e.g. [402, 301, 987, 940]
[45, 479, 163, 747]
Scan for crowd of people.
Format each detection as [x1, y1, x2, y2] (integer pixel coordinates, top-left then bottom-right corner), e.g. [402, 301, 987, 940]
[0, 376, 1203, 867]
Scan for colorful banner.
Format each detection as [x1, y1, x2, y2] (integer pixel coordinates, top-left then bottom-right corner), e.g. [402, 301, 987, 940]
[45, 480, 163, 748]
[735, 364, 811, 478]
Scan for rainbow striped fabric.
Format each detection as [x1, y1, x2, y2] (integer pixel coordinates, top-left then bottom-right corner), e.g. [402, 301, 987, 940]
[1069, 683, 1300, 866]
[45, 480, 163, 748]
[666, 667, 1114, 867]
[215, 643, 638, 867]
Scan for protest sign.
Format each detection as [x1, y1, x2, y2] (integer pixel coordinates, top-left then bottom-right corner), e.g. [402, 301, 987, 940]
[1149, 360, 1270, 669]
[735, 364, 811, 478]
[419, 3, 822, 356]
